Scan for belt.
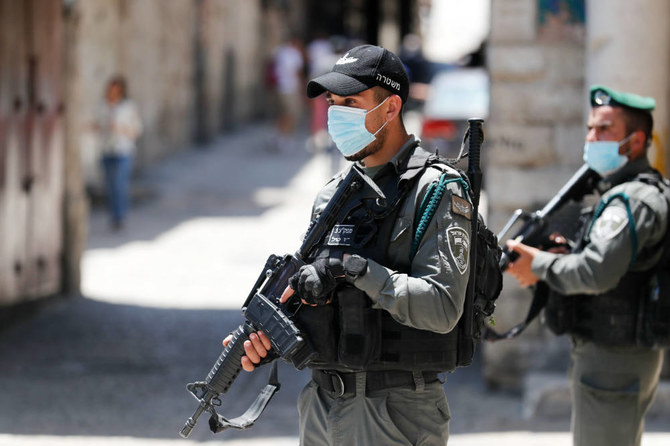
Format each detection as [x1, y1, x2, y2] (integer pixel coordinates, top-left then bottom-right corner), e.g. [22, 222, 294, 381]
[311, 369, 440, 398]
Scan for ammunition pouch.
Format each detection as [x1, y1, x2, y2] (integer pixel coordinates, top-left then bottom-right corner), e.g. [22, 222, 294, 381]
[638, 274, 670, 348]
[294, 302, 338, 366]
[294, 286, 381, 372]
[337, 286, 381, 369]
[544, 290, 577, 336]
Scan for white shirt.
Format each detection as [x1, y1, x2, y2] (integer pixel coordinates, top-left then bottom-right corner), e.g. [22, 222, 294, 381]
[98, 99, 143, 156]
[273, 44, 304, 94]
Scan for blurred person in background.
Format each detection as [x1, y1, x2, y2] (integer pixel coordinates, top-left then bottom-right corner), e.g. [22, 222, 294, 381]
[399, 33, 431, 87]
[505, 85, 666, 446]
[226, 44, 473, 445]
[94, 75, 143, 231]
[270, 35, 305, 153]
[306, 35, 350, 175]
[399, 33, 431, 113]
[305, 31, 336, 155]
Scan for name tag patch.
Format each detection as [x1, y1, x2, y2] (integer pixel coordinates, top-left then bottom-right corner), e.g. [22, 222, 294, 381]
[327, 225, 356, 246]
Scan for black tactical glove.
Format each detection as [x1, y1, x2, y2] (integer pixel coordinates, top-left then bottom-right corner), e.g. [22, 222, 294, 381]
[343, 254, 368, 283]
[289, 257, 346, 305]
[289, 255, 369, 305]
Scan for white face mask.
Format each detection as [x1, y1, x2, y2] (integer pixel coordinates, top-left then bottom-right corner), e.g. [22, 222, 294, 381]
[583, 133, 634, 176]
[327, 97, 389, 157]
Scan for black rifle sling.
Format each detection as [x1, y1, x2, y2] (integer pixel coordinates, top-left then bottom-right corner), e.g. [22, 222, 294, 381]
[209, 361, 281, 432]
[485, 282, 550, 341]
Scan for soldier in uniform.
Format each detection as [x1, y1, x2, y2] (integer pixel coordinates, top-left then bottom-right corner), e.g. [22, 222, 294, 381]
[225, 45, 473, 445]
[506, 85, 667, 446]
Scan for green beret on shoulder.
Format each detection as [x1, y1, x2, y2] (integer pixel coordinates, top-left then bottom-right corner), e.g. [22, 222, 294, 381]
[590, 85, 656, 111]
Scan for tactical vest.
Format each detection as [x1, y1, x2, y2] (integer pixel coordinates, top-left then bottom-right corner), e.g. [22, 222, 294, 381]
[545, 271, 653, 346]
[545, 170, 669, 347]
[295, 146, 472, 373]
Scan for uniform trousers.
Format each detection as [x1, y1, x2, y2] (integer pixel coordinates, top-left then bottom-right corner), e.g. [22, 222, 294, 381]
[569, 337, 664, 446]
[297, 372, 450, 446]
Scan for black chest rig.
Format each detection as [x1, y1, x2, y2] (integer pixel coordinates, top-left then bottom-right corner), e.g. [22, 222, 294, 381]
[294, 146, 470, 373]
[545, 170, 667, 347]
[545, 271, 654, 346]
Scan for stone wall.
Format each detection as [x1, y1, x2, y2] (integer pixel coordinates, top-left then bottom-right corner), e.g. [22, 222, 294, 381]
[72, 0, 271, 188]
[585, 0, 670, 177]
[483, 0, 589, 389]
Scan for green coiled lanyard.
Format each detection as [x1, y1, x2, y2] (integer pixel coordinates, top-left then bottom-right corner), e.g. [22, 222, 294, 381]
[410, 173, 470, 261]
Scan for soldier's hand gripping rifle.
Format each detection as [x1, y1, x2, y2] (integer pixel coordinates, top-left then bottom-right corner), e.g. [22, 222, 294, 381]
[498, 163, 601, 270]
[486, 164, 601, 340]
[179, 164, 385, 438]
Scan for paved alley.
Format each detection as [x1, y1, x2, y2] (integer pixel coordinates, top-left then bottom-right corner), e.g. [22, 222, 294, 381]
[1, 123, 668, 446]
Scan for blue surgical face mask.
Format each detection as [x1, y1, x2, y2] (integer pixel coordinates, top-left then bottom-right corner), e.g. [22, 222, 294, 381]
[327, 97, 390, 157]
[583, 133, 634, 176]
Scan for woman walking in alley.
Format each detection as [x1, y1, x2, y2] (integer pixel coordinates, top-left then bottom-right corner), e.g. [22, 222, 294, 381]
[95, 75, 143, 230]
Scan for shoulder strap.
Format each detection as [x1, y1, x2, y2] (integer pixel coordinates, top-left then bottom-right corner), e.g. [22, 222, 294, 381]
[399, 144, 471, 261]
[635, 170, 666, 187]
[589, 170, 670, 270]
[485, 282, 550, 341]
[588, 192, 638, 270]
[398, 143, 431, 183]
[634, 171, 670, 273]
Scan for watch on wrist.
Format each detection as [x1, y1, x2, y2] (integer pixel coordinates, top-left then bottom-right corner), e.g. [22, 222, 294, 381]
[343, 254, 368, 283]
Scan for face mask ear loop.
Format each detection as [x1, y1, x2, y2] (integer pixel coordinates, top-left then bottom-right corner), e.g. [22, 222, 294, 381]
[373, 119, 389, 136]
[369, 96, 391, 136]
[618, 132, 635, 157]
[367, 95, 390, 113]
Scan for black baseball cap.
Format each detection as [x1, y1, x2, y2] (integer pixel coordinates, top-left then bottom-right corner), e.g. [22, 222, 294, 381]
[307, 45, 410, 104]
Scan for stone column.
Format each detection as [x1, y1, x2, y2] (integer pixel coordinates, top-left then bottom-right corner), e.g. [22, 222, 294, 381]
[587, 0, 670, 377]
[62, 0, 88, 296]
[585, 0, 670, 175]
[483, 0, 587, 389]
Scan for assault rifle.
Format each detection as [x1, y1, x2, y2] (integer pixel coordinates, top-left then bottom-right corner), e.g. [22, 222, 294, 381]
[498, 164, 601, 270]
[488, 164, 601, 340]
[179, 165, 385, 438]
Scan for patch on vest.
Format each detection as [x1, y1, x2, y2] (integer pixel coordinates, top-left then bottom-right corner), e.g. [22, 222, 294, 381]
[591, 206, 628, 241]
[447, 227, 470, 275]
[451, 195, 472, 220]
[327, 225, 355, 246]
